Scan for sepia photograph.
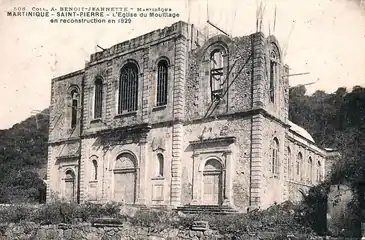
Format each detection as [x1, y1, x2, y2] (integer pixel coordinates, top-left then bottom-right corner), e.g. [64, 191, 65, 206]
[0, 0, 365, 239]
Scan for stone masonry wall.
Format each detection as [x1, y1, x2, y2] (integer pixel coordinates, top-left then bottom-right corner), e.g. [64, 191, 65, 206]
[0, 222, 326, 240]
[259, 117, 287, 209]
[49, 71, 84, 143]
[181, 117, 251, 211]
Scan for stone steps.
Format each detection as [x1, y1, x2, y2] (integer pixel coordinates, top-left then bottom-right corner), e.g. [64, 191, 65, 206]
[176, 205, 239, 215]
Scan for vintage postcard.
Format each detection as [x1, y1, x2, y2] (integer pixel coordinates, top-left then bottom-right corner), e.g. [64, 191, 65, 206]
[0, 0, 364, 239]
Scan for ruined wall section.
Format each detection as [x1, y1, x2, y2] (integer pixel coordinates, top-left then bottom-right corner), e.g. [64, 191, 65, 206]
[180, 117, 252, 211]
[49, 71, 84, 143]
[185, 33, 268, 121]
[47, 71, 84, 203]
[262, 36, 289, 123]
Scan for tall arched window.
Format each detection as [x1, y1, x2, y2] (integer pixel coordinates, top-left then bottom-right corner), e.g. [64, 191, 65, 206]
[71, 90, 79, 128]
[119, 63, 138, 114]
[210, 49, 224, 100]
[156, 60, 168, 106]
[297, 152, 302, 181]
[269, 43, 280, 103]
[92, 160, 98, 181]
[308, 157, 313, 184]
[287, 147, 292, 180]
[157, 153, 164, 177]
[317, 161, 322, 182]
[94, 77, 103, 119]
[271, 138, 280, 176]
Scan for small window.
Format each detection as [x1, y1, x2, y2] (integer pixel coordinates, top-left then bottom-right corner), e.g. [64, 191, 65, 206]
[157, 153, 164, 177]
[71, 90, 78, 128]
[271, 138, 280, 176]
[156, 60, 168, 106]
[210, 49, 224, 100]
[94, 77, 103, 119]
[92, 160, 98, 181]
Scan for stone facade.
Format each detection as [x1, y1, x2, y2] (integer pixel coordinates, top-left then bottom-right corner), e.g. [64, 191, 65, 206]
[46, 21, 338, 211]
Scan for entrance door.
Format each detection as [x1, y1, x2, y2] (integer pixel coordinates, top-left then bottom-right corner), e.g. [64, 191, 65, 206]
[113, 152, 137, 204]
[64, 170, 75, 202]
[202, 159, 223, 205]
[114, 171, 136, 203]
[203, 173, 222, 205]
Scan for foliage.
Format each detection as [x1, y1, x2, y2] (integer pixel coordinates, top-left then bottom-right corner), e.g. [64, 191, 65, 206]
[0, 108, 49, 204]
[0, 201, 123, 225]
[0, 201, 316, 238]
[289, 85, 365, 235]
[295, 182, 330, 235]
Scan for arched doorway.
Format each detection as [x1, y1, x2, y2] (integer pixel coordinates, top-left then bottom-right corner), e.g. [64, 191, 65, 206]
[64, 170, 76, 202]
[113, 152, 137, 204]
[203, 159, 223, 205]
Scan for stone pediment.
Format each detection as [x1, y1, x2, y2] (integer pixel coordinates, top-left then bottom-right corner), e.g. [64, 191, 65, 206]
[189, 136, 236, 152]
[56, 142, 81, 161]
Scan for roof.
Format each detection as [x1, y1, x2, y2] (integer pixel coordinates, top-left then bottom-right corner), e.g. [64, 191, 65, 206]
[288, 120, 315, 143]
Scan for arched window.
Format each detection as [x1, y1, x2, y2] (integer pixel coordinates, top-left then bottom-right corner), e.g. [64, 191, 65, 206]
[156, 60, 168, 106]
[71, 90, 79, 128]
[287, 147, 292, 180]
[157, 153, 164, 177]
[92, 160, 98, 181]
[297, 152, 302, 181]
[317, 161, 322, 182]
[210, 49, 224, 100]
[271, 138, 280, 176]
[269, 43, 280, 103]
[118, 63, 138, 113]
[308, 157, 313, 184]
[94, 77, 103, 119]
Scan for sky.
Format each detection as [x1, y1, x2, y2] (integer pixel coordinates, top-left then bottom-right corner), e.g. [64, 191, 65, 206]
[0, 0, 364, 129]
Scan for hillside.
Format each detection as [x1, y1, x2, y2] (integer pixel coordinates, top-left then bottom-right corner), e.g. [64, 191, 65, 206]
[0, 86, 364, 204]
[0, 108, 49, 203]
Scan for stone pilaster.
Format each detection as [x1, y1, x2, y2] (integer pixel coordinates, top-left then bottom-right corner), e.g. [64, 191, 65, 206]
[78, 140, 87, 203]
[170, 36, 187, 206]
[104, 66, 113, 124]
[283, 65, 290, 122]
[283, 136, 290, 201]
[223, 151, 234, 206]
[251, 32, 266, 109]
[81, 72, 89, 133]
[46, 145, 53, 203]
[142, 48, 150, 123]
[138, 135, 148, 204]
[250, 114, 264, 207]
[191, 153, 199, 204]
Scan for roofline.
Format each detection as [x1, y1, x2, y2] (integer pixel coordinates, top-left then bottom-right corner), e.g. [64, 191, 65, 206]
[51, 69, 85, 83]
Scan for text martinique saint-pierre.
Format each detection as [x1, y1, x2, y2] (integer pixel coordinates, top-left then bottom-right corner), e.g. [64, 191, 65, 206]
[7, 11, 140, 18]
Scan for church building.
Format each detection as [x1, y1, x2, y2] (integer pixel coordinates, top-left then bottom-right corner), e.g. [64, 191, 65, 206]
[46, 21, 338, 212]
